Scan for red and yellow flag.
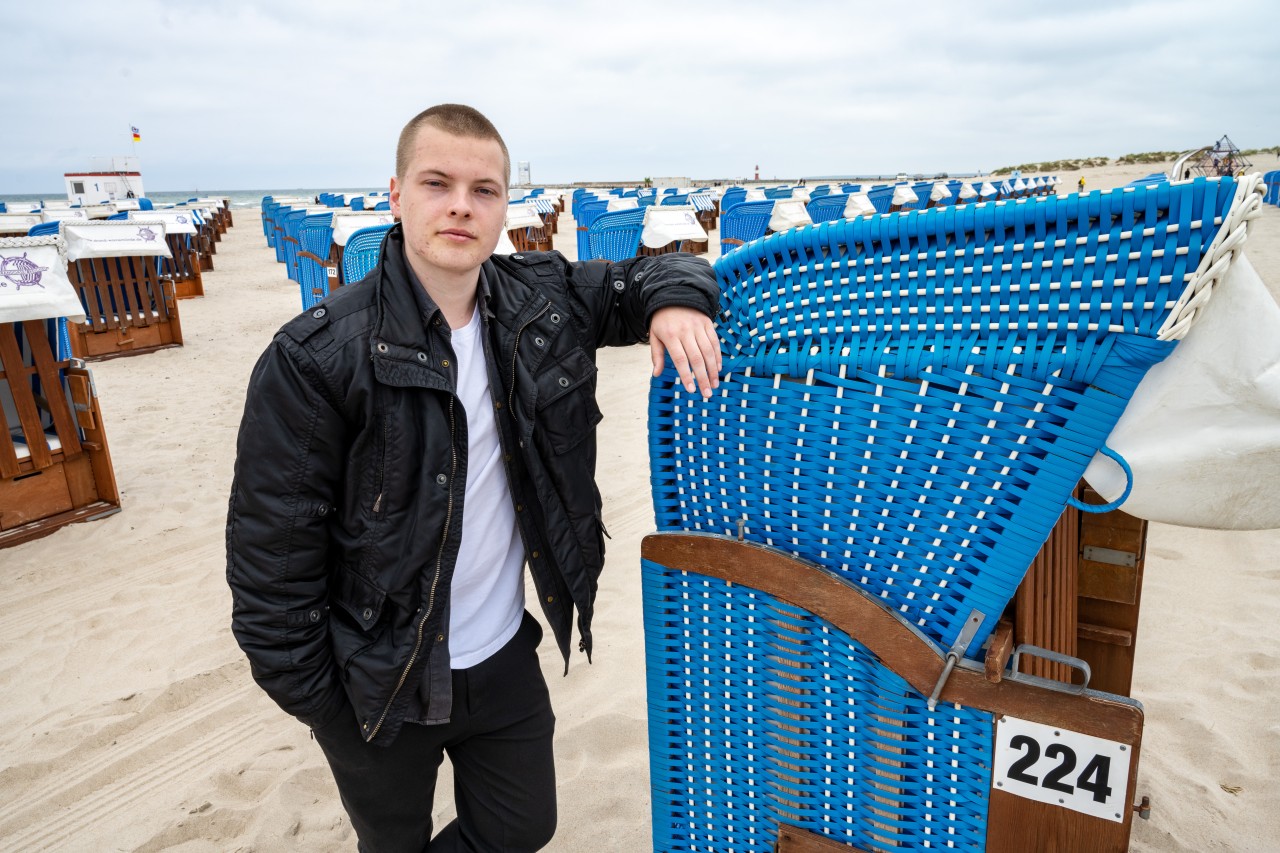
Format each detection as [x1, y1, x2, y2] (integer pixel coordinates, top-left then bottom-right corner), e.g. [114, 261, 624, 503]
[131, 125, 141, 142]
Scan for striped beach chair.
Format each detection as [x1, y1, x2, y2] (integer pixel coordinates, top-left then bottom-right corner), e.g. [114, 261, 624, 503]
[642, 175, 1266, 852]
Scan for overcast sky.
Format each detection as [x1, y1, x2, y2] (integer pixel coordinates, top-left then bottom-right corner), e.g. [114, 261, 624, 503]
[4, 0, 1277, 192]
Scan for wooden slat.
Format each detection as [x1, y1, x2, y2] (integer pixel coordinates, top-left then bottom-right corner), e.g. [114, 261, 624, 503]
[22, 320, 81, 458]
[776, 824, 875, 852]
[0, 324, 53, 470]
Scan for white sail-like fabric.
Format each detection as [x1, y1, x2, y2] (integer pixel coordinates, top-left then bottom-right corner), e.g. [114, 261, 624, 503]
[129, 210, 197, 235]
[62, 220, 172, 261]
[0, 237, 85, 324]
[641, 207, 708, 248]
[768, 199, 812, 232]
[332, 212, 395, 247]
[843, 193, 877, 217]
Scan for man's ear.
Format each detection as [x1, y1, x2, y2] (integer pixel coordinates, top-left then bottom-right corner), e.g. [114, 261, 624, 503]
[389, 176, 401, 216]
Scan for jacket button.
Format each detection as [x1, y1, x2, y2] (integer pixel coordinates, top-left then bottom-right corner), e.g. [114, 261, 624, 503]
[512, 253, 524, 260]
[377, 343, 389, 353]
[441, 359, 450, 368]
[546, 595, 554, 603]
[494, 401, 502, 410]
[436, 473, 447, 485]
[433, 317, 442, 326]
[437, 634, 445, 642]
[550, 313, 560, 324]
[558, 377, 569, 388]
[362, 607, 373, 621]
[318, 505, 328, 516]
[612, 280, 625, 292]
[531, 550, 540, 559]
[534, 336, 544, 347]
[516, 504, 523, 512]
[309, 609, 321, 622]
[312, 308, 326, 318]
[417, 352, 428, 362]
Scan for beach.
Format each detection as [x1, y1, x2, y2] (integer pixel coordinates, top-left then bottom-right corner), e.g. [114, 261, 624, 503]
[2, 158, 1279, 852]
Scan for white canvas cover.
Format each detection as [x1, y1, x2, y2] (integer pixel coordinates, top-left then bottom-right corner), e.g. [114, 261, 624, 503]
[606, 197, 639, 211]
[111, 199, 142, 212]
[0, 214, 42, 234]
[891, 184, 918, 206]
[641, 207, 708, 249]
[0, 237, 86, 324]
[744, 189, 767, 202]
[791, 188, 811, 202]
[42, 208, 88, 223]
[958, 183, 979, 200]
[930, 183, 952, 201]
[979, 182, 998, 198]
[495, 229, 517, 255]
[843, 193, 877, 218]
[332, 212, 395, 247]
[62, 220, 172, 261]
[129, 210, 197, 235]
[1013, 178, 1028, 192]
[1084, 254, 1280, 529]
[768, 199, 813, 232]
[505, 203, 544, 231]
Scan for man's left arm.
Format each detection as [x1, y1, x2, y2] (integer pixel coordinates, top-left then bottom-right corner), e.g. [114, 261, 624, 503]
[563, 252, 721, 397]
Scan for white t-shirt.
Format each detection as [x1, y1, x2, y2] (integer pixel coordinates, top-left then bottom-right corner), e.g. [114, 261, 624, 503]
[447, 305, 526, 669]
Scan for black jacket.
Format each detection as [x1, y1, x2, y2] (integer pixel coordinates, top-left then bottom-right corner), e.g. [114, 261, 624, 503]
[226, 226, 717, 745]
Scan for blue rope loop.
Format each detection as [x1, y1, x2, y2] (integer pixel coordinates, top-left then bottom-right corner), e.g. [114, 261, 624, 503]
[1066, 444, 1133, 513]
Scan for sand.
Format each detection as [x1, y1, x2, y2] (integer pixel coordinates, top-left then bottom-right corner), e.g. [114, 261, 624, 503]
[1, 158, 1278, 852]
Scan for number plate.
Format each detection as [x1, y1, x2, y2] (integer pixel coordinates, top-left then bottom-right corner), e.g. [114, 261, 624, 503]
[992, 715, 1133, 822]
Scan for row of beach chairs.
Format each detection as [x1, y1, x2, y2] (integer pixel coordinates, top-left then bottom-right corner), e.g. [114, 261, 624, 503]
[1, 203, 236, 547]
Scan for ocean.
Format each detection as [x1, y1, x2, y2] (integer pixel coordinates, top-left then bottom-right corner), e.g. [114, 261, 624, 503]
[0, 188, 387, 211]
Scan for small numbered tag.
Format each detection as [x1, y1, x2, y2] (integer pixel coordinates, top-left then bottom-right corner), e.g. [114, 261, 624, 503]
[993, 716, 1132, 822]
[326, 267, 338, 279]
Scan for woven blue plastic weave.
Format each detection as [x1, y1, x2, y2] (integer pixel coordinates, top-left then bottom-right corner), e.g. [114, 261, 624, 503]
[643, 560, 993, 852]
[585, 207, 645, 261]
[297, 214, 334, 310]
[341, 224, 393, 284]
[650, 177, 1236, 653]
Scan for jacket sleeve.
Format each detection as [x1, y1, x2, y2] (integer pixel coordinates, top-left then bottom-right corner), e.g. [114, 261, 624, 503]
[560, 251, 720, 348]
[225, 336, 348, 729]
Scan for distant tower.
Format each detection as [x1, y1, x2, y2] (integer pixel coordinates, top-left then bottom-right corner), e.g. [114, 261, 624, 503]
[517, 161, 532, 186]
[754, 164, 759, 181]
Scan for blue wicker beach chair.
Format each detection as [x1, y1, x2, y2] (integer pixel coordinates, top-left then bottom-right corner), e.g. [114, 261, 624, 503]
[297, 213, 335, 310]
[721, 188, 748, 212]
[576, 200, 611, 259]
[584, 207, 645, 261]
[718, 200, 774, 257]
[27, 222, 60, 237]
[340, 224, 393, 284]
[643, 175, 1266, 853]
[805, 193, 850, 223]
[1261, 170, 1280, 205]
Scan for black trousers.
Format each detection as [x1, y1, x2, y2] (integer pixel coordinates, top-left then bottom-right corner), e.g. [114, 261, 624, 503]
[313, 611, 557, 852]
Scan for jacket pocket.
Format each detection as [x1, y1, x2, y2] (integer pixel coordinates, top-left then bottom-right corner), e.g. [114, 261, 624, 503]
[331, 567, 387, 631]
[535, 348, 602, 455]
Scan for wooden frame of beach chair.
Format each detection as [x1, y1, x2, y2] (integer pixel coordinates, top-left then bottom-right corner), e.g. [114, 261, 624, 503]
[645, 534, 1146, 853]
[1, 319, 120, 547]
[992, 484, 1149, 697]
[163, 233, 204, 299]
[65, 254, 183, 360]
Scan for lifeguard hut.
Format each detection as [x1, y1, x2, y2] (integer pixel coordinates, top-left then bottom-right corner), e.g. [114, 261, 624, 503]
[64, 157, 145, 206]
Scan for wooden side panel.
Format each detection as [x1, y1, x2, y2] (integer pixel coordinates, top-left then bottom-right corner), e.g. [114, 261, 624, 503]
[1015, 498, 1080, 683]
[1076, 487, 1147, 697]
[776, 825, 875, 853]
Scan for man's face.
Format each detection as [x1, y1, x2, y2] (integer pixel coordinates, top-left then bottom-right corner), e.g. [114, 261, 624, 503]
[390, 125, 508, 282]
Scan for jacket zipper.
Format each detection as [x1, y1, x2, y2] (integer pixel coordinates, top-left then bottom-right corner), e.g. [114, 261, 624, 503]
[366, 395, 457, 741]
[508, 302, 550, 415]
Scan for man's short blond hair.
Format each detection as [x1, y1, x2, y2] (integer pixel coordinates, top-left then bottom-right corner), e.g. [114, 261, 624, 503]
[395, 104, 510, 183]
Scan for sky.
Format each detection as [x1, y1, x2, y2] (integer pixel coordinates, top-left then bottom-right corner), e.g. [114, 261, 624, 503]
[3, 0, 1277, 193]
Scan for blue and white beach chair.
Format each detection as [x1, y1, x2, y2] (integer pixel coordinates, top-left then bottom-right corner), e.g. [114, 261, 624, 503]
[642, 175, 1266, 852]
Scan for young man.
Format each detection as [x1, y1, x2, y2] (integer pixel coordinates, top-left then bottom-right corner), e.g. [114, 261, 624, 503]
[226, 105, 720, 851]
